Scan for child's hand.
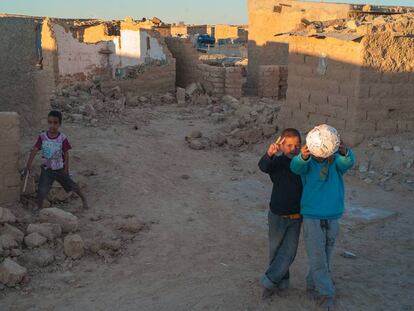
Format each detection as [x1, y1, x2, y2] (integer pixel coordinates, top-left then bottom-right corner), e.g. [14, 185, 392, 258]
[267, 137, 285, 157]
[338, 141, 347, 156]
[301, 145, 311, 160]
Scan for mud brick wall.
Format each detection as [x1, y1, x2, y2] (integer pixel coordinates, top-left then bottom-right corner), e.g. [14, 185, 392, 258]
[258, 65, 288, 99]
[0, 16, 51, 129]
[0, 112, 21, 204]
[165, 38, 202, 87]
[101, 61, 176, 96]
[278, 34, 414, 141]
[198, 64, 243, 98]
[247, 0, 351, 94]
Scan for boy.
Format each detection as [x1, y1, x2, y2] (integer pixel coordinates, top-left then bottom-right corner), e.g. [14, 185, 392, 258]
[258, 128, 303, 299]
[290, 141, 355, 310]
[24, 110, 88, 210]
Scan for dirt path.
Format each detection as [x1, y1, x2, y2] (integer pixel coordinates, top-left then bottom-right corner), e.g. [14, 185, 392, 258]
[2, 104, 413, 311]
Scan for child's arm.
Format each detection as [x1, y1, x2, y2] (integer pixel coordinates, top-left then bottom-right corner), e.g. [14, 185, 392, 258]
[335, 142, 355, 174]
[290, 145, 311, 175]
[258, 137, 285, 174]
[25, 147, 39, 173]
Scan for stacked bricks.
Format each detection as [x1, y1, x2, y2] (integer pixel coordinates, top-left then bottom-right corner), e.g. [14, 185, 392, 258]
[198, 64, 243, 98]
[277, 35, 414, 140]
[258, 65, 288, 99]
[198, 64, 226, 97]
[225, 67, 243, 99]
[0, 112, 20, 204]
[165, 37, 202, 88]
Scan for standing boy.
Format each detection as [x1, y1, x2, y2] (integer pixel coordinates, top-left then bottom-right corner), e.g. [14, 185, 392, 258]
[258, 128, 303, 299]
[24, 110, 88, 210]
[290, 141, 355, 310]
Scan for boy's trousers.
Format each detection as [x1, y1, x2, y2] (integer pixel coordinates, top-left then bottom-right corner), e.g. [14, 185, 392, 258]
[303, 218, 339, 298]
[260, 211, 301, 289]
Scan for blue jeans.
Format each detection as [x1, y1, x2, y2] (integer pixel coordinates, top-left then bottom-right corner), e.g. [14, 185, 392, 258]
[260, 211, 302, 289]
[303, 218, 339, 298]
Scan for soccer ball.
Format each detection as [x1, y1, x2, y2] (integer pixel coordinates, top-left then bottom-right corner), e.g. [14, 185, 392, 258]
[306, 124, 340, 158]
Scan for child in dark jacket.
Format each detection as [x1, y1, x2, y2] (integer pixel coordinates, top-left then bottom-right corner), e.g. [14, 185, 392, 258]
[291, 142, 355, 310]
[258, 128, 303, 299]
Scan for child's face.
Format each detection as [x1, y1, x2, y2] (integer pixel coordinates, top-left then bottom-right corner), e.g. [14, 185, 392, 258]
[281, 136, 301, 159]
[48, 116, 61, 133]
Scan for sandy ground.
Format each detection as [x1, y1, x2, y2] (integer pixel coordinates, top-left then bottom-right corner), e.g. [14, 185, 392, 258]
[1, 103, 413, 311]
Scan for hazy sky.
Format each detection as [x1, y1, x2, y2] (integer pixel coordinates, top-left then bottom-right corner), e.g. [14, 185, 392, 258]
[0, 0, 412, 24]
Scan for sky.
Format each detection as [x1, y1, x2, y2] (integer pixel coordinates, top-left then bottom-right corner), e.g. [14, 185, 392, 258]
[0, 0, 412, 24]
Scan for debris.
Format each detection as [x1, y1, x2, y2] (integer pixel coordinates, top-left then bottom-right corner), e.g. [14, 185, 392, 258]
[0, 207, 16, 224]
[380, 142, 393, 150]
[0, 258, 27, 287]
[393, 146, 401, 152]
[0, 224, 24, 244]
[20, 249, 55, 267]
[64, 234, 84, 259]
[176, 87, 186, 105]
[26, 223, 62, 241]
[24, 232, 47, 248]
[341, 251, 357, 259]
[39, 208, 79, 233]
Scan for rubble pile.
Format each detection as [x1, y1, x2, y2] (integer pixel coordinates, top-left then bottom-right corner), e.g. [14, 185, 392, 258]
[51, 76, 176, 126]
[0, 204, 150, 289]
[294, 11, 414, 35]
[183, 88, 281, 150]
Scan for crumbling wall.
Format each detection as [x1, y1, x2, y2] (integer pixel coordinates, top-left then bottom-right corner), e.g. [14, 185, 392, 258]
[0, 112, 20, 204]
[165, 37, 203, 87]
[83, 24, 116, 43]
[0, 16, 46, 128]
[247, 0, 352, 93]
[197, 64, 243, 98]
[277, 36, 363, 139]
[171, 25, 208, 37]
[258, 65, 288, 99]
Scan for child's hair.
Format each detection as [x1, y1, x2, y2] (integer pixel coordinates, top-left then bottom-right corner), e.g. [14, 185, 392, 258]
[48, 110, 62, 124]
[281, 128, 301, 141]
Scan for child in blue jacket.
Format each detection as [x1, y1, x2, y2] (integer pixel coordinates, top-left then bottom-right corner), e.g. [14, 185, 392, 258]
[290, 141, 355, 310]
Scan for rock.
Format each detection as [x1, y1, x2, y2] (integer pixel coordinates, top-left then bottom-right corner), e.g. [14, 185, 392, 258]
[358, 163, 369, 173]
[70, 114, 83, 123]
[212, 133, 227, 146]
[0, 258, 27, 287]
[0, 234, 19, 249]
[380, 141, 393, 150]
[24, 233, 47, 248]
[188, 139, 204, 150]
[64, 234, 84, 259]
[221, 95, 240, 109]
[27, 223, 62, 241]
[118, 219, 145, 234]
[185, 82, 202, 96]
[101, 239, 122, 251]
[161, 93, 176, 104]
[346, 20, 360, 30]
[0, 224, 24, 243]
[261, 125, 277, 138]
[393, 146, 401, 152]
[226, 137, 244, 148]
[341, 251, 357, 259]
[10, 249, 22, 257]
[103, 86, 121, 98]
[138, 96, 149, 103]
[176, 87, 186, 105]
[20, 249, 55, 267]
[239, 128, 263, 144]
[0, 207, 16, 224]
[39, 208, 79, 233]
[189, 131, 202, 139]
[48, 186, 72, 203]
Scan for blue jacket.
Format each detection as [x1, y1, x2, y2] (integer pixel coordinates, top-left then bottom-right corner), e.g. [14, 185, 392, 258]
[290, 150, 355, 219]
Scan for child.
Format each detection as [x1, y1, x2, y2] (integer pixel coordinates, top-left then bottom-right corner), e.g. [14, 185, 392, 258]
[290, 141, 355, 310]
[24, 110, 88, 210]
[258, 128, 303, 299]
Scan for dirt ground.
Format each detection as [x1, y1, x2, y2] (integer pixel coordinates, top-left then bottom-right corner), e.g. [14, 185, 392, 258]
[1, 102, 413, 311]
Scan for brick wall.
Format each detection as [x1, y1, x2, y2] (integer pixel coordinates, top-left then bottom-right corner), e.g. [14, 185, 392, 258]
[258, 65, 288, 99]
[247, 0, 352, 94]
[198, 64, 243, 98]
[0, 112, 20, 204]
[277, 34, 414, 141]
[165, 37, 203, 87]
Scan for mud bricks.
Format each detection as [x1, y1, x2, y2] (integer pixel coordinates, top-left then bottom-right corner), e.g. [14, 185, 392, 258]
[0, 112, 20, 204]
[277, 35, 414, 141]
[258, 65, 288, 99]
[198, 64, 243, 99]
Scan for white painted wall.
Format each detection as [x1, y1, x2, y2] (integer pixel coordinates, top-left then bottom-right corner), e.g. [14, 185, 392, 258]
[53, 24, 110, 76]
